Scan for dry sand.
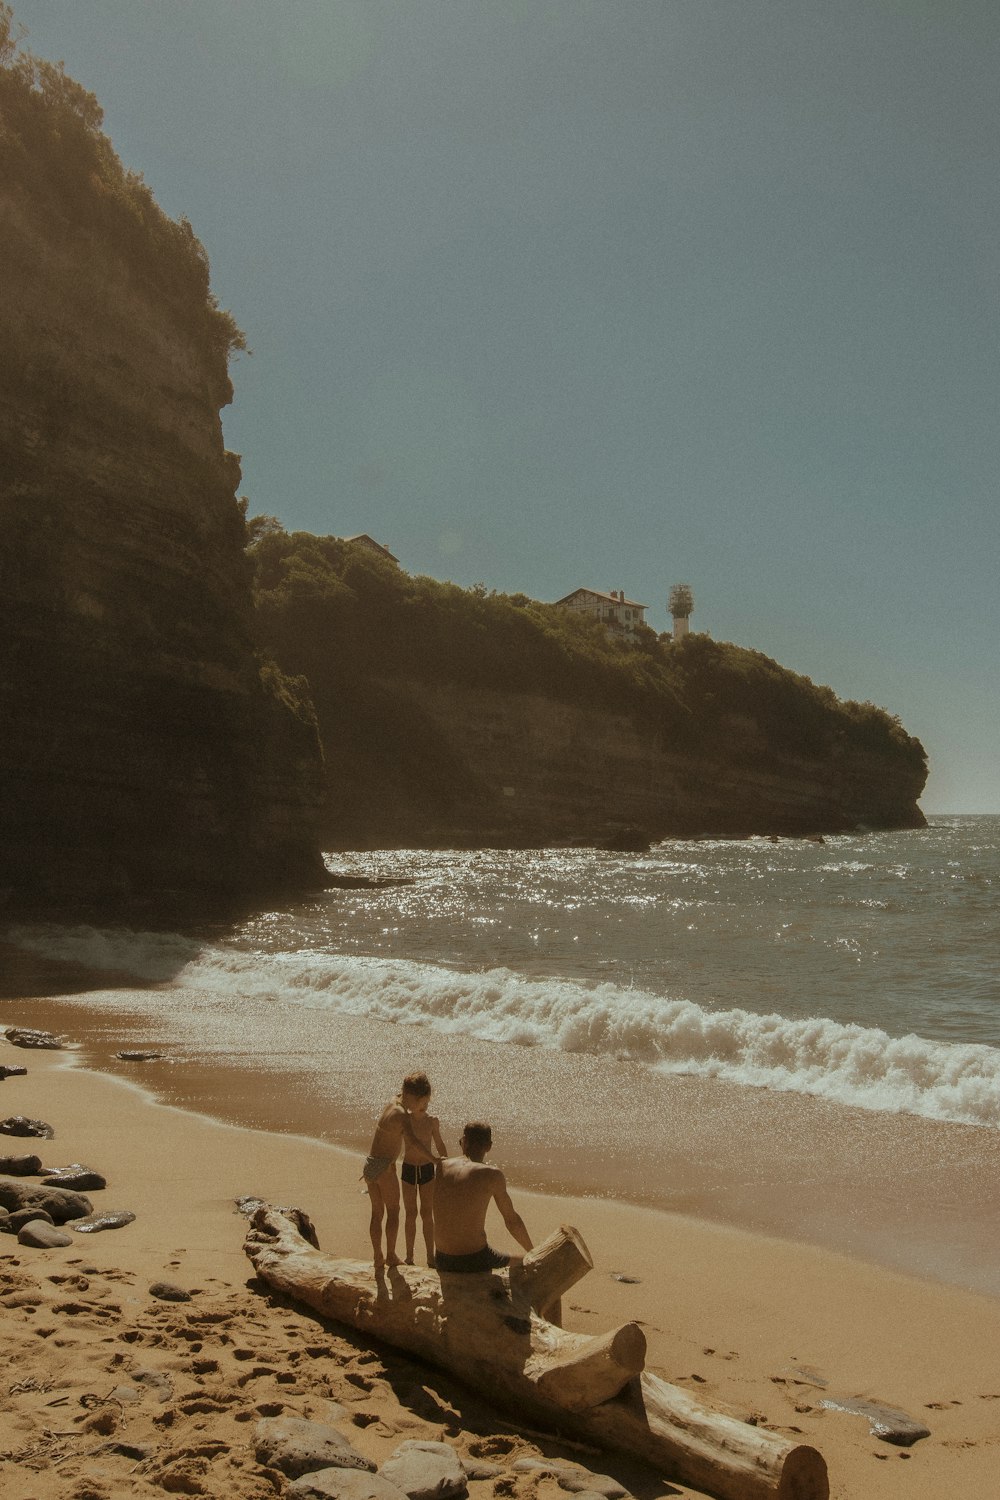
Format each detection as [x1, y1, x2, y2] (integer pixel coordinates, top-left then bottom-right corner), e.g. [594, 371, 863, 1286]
[1, 1033, 999, 1500]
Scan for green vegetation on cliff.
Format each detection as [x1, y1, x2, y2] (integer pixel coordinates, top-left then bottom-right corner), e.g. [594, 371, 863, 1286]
[249, 528, 927, 799]
[0, 5, 243, 370]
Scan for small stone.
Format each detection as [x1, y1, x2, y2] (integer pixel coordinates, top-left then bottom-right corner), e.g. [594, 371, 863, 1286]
[0, 1153, 42, 1174]
[115, 1051, 162, 1062]
[510, 1463, 628, 1498]
[41, 1166, 107, 1191]
[0, 1116, 54, 1138]
[131, 1368, 174, 1403]
[71, 1210, 136, 1233]
[460, 1461, 501, 1481]
[4, 1206, 55, 1232]
[4, 1027, 64, 1050]
[96, 1439, 155, 1460]
[255, 1416, 376, 1478]
[17, 1219, 74, 1249]
[610, 1273, 641, 1284]
[381, 1441, 468, 1500]
[149, 1281, 191, 1302]
[820, 1396, 931, 1446]
[288, 1473, 408, 1500]
[0, 1066, 29, 1079]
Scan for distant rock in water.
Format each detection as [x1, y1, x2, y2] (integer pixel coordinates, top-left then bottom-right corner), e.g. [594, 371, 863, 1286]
[0, 32, 326, 913]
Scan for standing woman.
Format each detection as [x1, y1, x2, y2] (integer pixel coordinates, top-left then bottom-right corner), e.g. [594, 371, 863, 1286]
[362, 1072, 438, 1269]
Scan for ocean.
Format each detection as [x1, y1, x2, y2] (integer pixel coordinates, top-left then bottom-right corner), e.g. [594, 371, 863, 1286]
[4, 814, 1000, 1295]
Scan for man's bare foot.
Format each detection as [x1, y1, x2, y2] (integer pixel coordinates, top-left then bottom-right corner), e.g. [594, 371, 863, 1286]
[404, 1257, 414, 1265]
[427, 1255, 436, 1269]
[387, 1253, 403, 1267]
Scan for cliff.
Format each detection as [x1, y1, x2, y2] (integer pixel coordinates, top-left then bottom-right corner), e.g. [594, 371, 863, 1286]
[321, 680, 927, 848]
[250, 533, 928, 849]
[0, 28, 326, 910]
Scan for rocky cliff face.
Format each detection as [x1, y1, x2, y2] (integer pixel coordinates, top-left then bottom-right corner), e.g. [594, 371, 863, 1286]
[0, 188, 325, 909]
[322, 679, 926, 848]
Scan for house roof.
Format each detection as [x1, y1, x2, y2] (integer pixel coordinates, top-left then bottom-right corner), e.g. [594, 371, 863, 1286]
[554, 588, 648, 609]
[342, 534, 399, 564]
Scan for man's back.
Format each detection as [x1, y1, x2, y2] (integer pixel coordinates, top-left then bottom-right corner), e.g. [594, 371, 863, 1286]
[434, 1156, 502, 1255]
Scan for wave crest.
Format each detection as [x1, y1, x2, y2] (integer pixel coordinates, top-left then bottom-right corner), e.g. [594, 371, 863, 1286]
[8, 922, 1000, 1129]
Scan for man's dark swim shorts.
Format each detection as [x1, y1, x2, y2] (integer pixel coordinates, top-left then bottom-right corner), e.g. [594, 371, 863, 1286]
[435, 1244, 510, 1273]
[401, 1162, 435, 1187]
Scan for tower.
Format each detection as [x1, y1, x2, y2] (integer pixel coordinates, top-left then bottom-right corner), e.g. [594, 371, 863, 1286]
[668, 583, 693, 639]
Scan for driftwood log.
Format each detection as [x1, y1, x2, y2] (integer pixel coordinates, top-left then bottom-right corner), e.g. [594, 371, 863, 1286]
[244, 1207, 828, 1500]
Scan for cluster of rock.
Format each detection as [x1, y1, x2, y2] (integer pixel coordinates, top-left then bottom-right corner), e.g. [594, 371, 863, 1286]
[253, 1422, 631, 1500]
[0, 1026, 136, 1247]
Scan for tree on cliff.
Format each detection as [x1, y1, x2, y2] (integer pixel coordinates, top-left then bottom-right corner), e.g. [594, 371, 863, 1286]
[0, 3, 245, 365]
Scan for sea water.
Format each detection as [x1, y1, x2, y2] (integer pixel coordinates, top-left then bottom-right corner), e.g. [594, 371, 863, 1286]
[4, 814, 1000, 1292]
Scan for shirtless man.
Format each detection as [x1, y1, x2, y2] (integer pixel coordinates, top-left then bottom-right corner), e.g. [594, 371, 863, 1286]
[433, 1121, 533, 1273]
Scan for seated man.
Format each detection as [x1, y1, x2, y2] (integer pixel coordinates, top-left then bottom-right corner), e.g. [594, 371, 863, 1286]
[433, 1120, 533, 1272]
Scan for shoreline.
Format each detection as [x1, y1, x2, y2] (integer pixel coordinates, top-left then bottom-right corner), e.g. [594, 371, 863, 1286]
[3, 1033, 1000, 1498]
[5, 965, 1000, 1300]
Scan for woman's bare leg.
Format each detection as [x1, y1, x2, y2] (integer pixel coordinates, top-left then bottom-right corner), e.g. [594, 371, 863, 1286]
[367, 1178, 386, 1267]
[382, 1168, 402, 1266]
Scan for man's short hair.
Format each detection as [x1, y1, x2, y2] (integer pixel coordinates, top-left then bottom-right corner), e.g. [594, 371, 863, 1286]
[401, 1072, 431, 1099]
[463, 1121, 492, 1152]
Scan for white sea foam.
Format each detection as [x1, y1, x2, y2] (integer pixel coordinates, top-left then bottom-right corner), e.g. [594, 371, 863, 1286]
[9, 921, 1000, 1131]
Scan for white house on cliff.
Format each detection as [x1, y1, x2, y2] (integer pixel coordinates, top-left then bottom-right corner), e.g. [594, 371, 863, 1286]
[555, 587, 648, 635]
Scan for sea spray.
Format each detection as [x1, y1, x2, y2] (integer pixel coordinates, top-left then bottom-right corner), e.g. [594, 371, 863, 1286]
[8, 920, 1000, 1131]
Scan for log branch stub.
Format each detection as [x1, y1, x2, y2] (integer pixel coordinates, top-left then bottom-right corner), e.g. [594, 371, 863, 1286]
[533, 1321, 647, 1411]
[521, 1223, 593, 1319]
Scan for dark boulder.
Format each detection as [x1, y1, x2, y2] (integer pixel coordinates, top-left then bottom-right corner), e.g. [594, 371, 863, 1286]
[18, 1219, 74, 1249]
[41, 1165, 107, 1191]
[0, 1065, 29, 1080]
[148, 1281, 191, 1302]
[0, 1154, 43, 1175]
[2, 1205, 56, 1233]
[0, 1180, 93, 1222]
[0, 1116, 54, 1139]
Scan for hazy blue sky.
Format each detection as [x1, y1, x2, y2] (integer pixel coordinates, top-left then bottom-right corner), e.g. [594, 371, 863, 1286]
[13, 1, 999, 811]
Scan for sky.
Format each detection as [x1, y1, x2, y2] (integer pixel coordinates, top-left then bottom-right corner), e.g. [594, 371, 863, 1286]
[12, 0, 999, 812]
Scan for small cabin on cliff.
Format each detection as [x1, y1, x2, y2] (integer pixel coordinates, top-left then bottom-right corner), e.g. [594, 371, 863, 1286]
[343, 534, 399, 565]
[554, 587, 648, 635]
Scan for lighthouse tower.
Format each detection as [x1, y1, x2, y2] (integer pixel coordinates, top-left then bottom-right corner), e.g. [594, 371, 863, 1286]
[668, 583, 693, 640]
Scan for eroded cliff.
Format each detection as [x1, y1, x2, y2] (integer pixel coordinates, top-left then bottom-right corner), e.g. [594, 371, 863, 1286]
[249, 531, 927, 850]
[0, 38, 325, 909]
[321, 678, 927, 849]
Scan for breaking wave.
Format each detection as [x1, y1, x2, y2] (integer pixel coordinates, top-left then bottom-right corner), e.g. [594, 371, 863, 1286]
[8, 921, 1000, 1131]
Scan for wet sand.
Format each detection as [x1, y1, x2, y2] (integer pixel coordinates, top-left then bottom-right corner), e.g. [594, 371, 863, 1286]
[7, 971, 1000, 1298]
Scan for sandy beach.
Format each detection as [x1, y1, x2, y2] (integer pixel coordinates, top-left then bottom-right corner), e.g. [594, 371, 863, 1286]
[2, 1019, 999, 1500]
